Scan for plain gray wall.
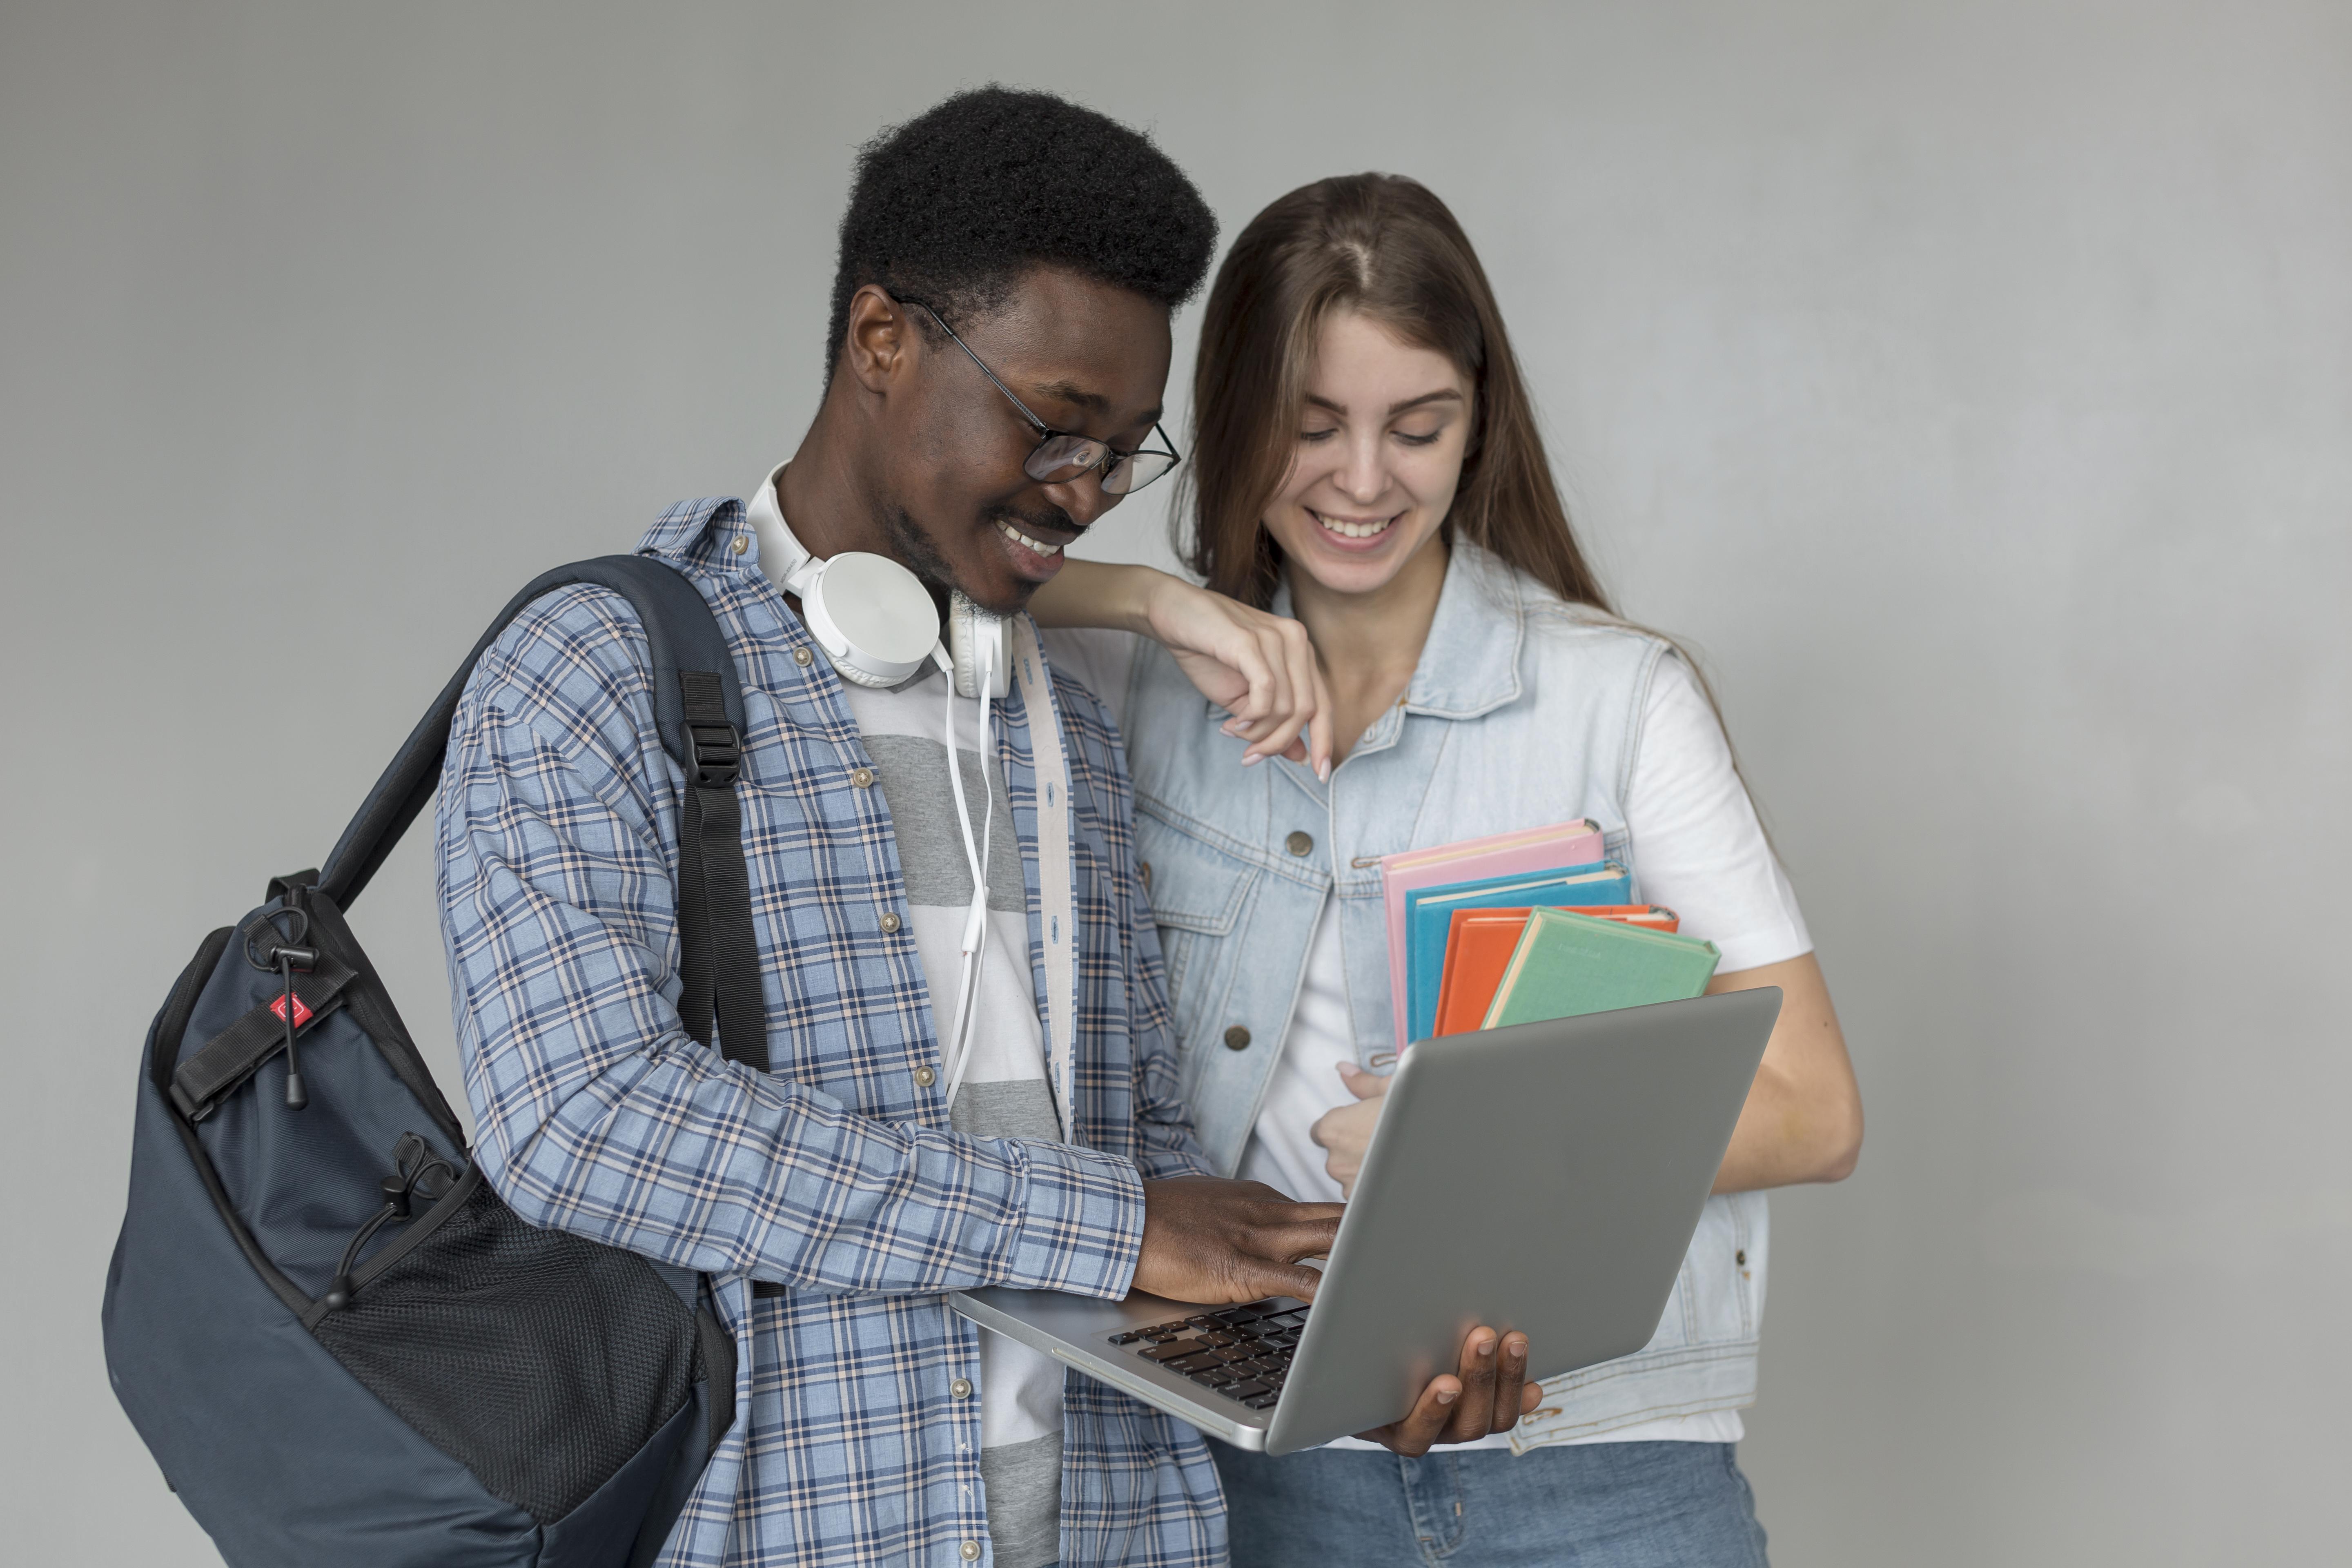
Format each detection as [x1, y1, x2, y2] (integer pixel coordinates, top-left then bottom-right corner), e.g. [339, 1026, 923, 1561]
[5, 1, 2347, 1562]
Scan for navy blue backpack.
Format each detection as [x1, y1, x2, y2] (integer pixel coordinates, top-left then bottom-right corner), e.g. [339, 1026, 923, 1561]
[104, 557, 767, 1568]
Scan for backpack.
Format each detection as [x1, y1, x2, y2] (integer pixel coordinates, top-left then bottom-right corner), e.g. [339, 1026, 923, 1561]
[102, 555, 768, 1568]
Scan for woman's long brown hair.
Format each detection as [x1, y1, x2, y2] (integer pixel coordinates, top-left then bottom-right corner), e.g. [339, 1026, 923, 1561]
[1177, 173, 1768, 834]
[1178, 173, 1613, 615]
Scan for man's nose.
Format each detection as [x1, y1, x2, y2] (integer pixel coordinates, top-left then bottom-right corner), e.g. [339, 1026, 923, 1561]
[1044, 474, 1118, 528]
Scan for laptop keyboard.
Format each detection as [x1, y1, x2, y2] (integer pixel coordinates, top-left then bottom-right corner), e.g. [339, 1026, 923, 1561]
[1109, 1301, 1309, 1410]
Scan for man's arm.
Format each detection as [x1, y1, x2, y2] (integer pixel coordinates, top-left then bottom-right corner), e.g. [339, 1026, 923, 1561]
[439, 588, 1149, 1299]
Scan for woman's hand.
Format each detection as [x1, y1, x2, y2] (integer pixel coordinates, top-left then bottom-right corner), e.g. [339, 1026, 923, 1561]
[1136, 572, 1331, 776]
[1029, 559, 1331, 777]
[1309, 1061, 1390, 1198]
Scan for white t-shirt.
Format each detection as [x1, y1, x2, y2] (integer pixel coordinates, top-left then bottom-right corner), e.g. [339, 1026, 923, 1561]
[1049, 626, 1811, 1449]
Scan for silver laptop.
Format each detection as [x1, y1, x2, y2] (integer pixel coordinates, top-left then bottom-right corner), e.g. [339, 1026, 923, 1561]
[950, 987, 1781, 1454]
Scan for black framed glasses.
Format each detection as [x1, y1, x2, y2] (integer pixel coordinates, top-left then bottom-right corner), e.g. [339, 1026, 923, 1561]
[897, 296, 1183, 497]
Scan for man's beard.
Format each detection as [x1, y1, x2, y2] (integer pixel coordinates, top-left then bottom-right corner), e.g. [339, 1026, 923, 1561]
[878, 499, 1085, 615]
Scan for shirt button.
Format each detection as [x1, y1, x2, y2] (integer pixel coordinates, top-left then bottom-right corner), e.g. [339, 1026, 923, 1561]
[961, 1543, 982, 1562]
[731, 534, 749, 555]
[793, 646, 814, 667]
[1285, 830, 1313, 856]
[1735, 1250, 1747, 1266]
[880, 911, 902, 934]
[1224, 1026, 1251, 1051]
[951, 1377, 973, 1398]
[913, 1065, 937, 1089]
[851, 766, 875, 788]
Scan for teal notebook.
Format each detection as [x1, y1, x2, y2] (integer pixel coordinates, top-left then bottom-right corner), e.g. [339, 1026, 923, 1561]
[1482, 906, 1722, 1028]
[1404, 862, 1630, 1042]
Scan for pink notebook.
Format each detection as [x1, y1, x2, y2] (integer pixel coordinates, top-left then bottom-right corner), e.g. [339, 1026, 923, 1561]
[1377, 820, 1606, 1051]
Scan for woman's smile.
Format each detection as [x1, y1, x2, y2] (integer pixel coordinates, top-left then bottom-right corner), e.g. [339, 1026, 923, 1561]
[1307, 508, 1401, 544]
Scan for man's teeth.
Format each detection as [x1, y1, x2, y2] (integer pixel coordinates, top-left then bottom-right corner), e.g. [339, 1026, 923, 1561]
[996, 520, 1064, 556]
[1315, 511, 1395, 540]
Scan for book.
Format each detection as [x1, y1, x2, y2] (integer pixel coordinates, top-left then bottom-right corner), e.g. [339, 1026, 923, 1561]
[1432, 906, 1681, 1037]
[1404, 862, 1632, 1044]
[1378, 821, 1606, 1051]
[1481, 907, 1722, 1030]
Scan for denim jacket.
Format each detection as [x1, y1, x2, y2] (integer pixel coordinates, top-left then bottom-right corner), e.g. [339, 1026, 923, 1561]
[1111, 543, 1769, 1446]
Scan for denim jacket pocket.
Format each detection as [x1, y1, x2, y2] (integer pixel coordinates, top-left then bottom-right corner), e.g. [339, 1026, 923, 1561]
[1135, 813, 1260, 1069]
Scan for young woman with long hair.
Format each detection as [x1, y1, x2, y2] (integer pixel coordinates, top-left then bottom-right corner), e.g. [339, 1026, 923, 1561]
[1031, 173, 1861, 1565]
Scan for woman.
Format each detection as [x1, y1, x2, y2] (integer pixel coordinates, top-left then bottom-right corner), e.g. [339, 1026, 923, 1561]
[1035, 174, 1861, 1566]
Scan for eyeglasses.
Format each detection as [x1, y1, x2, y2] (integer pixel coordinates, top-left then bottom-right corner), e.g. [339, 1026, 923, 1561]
[896, 296, 1183, 497]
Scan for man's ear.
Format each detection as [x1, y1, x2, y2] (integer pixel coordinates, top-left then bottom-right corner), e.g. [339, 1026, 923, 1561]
[843, 285, 918, 395]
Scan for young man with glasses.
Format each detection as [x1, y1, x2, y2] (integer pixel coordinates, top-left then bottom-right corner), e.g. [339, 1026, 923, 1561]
[438, 88, 1396, 1568]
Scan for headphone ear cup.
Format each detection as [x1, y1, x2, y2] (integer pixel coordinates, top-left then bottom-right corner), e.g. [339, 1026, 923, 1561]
[801, 553, 941, 688]
[948, 592, 1012, 700]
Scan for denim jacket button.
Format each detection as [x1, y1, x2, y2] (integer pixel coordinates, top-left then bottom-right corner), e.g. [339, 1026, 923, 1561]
[1285, 831, 1313, 856]
[1223, 1026, 1251, 1051]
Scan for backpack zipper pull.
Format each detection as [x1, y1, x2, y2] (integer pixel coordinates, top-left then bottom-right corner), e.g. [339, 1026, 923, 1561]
[274, 944, 318, 1110]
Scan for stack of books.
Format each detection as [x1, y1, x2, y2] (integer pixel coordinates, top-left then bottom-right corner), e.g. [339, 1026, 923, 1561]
[1379, 821, 1722, 1049]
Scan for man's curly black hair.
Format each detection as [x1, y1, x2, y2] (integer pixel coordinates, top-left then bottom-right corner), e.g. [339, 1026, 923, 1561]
[825, 86, 1217, 381]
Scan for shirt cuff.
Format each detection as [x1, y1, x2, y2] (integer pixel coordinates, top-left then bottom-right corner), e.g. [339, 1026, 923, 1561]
[1001, 1140, 1148, 1299]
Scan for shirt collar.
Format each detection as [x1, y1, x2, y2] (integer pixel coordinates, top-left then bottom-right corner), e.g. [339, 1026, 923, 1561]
[1270, 540, 1525, 723]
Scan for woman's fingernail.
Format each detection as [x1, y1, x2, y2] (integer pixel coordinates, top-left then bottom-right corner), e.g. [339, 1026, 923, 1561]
[1434, 1388, 1458, 1405]
[1242, 753, 1263, 766]
[1476, 1339, 1495, 1357]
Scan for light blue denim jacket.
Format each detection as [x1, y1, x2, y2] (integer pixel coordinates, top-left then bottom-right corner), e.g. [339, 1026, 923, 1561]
[1110, 543, 1769, 1446]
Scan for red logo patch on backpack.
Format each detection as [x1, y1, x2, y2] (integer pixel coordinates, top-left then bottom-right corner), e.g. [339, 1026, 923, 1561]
[270, 993, 314, 1030]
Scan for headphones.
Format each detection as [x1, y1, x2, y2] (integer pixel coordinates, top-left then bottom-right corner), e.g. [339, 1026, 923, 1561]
[746, 472, 1011, 1102]
[748, 475, 1011, 698]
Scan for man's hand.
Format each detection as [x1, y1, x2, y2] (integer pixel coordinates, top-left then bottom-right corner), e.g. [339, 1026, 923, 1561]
[1355, 1325, 1539, 1455]
[1133, 1177, 1344, 1304]
[1309, 1062, 1391, 1198]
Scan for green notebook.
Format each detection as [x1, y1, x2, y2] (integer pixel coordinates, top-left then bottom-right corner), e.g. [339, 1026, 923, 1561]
[1481, 906, 1722, 1028]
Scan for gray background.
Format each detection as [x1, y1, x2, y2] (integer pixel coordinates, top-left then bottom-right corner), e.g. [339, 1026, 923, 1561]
[4, 1, 2346, 1562]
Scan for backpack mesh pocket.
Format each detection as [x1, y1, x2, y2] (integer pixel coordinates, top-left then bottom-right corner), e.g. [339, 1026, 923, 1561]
[311, 1181, 700, 1523]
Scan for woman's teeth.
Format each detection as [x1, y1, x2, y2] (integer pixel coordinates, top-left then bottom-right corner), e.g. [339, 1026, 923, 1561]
[1314, 510, 1395, 541]
[996, 519, 1063, 556]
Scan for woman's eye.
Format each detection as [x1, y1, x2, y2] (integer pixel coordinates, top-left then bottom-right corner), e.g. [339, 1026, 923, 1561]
[1299, 427, 1339, 444]
[1394, 427, 1445, 447]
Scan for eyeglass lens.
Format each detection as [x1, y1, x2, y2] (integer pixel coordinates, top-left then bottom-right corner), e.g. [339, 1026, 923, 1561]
[1022, 435, 1179, 496]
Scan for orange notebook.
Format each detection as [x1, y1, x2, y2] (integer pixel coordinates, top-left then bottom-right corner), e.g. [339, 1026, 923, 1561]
[1431, 906, 1681, 1037]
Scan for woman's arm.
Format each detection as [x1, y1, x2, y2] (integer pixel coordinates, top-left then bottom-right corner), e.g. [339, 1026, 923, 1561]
[1309, 955, 1860, 1197]
[1032, 559, 1332, 776]
[1704, 951, 1862, 1192]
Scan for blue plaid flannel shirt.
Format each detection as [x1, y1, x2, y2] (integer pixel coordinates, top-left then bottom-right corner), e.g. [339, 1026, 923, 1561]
[436, 499, 1225, 1567]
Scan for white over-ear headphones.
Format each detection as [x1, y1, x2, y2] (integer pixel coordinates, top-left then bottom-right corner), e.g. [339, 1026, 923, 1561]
[745, 470, 1012, 1106]
[748, 474, 1010, 698]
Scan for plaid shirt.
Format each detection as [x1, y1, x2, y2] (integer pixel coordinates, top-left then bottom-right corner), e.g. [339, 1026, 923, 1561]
[436, 498, 1223, 1567]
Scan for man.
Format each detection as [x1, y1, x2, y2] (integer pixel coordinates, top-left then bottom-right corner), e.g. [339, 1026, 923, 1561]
[435, 88, 1334, 1568]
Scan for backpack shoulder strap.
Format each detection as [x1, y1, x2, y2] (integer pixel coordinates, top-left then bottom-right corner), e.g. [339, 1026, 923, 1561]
[315, 554, 769, 1071]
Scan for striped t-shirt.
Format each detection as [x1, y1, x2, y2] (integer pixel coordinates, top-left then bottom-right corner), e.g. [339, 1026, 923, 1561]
[751, 475, 1067, 1568]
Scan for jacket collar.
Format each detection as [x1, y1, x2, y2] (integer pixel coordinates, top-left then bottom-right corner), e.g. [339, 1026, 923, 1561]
[1272, 539, 1524, 724]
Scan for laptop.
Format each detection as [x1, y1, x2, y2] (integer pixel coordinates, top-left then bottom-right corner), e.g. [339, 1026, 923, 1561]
[949, 987, 1781, 1454]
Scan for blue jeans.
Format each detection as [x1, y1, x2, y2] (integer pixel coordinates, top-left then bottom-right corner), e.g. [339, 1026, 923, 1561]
[1212, 1441, 1770, 1568]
